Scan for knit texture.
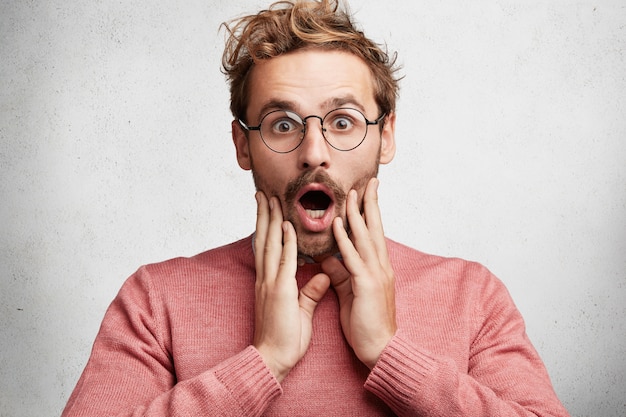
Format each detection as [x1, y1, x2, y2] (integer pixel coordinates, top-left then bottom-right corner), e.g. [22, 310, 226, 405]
[62, 236, 569, 416]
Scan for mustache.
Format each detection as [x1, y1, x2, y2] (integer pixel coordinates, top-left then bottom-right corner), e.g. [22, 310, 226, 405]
[284, 170, 346, 206]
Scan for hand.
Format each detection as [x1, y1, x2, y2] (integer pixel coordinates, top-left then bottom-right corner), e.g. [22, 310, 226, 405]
[253, 192, 330, 382]
[321, 178, 397, 369]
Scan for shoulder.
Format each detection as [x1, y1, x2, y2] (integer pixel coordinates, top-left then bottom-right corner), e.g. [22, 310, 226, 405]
[127, 235, 255, 294]
[386, 238, 519, 325]
[386, 238, 488, 275]
[147, 235, 253, 271]
[386, 238, 507, 295]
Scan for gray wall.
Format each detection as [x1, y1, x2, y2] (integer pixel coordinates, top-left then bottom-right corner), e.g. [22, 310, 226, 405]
[1, 1, 625, 416]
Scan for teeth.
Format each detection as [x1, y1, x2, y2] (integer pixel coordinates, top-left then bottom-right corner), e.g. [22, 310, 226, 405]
[306, 209, 326, 219]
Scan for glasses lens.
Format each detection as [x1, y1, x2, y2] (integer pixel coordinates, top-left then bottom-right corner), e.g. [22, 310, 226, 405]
[323, 108, 368, 151]
[260, 110, 304, 153]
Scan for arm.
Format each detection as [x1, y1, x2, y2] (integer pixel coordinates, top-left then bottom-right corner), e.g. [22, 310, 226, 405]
[365, 282, 571, 417]
[323, 178, 570, 417]
[61, 268, 281, 417]
[62, 192, 330, 416]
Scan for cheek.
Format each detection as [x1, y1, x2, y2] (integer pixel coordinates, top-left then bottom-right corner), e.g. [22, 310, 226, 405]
[250, 154, 293, 194]
[342, 148, 380, 178]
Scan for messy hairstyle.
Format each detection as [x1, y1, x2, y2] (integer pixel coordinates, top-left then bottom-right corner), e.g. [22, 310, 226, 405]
[221, 0, 400, 122]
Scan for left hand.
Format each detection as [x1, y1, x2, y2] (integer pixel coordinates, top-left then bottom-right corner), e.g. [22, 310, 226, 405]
[320, 177, 397, 369]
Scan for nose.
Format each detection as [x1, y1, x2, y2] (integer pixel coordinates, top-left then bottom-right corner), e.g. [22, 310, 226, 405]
[297, 116, 330, 170]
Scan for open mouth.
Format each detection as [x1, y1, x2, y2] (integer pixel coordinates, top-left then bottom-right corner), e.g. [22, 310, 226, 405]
[299, 190, 332, 219]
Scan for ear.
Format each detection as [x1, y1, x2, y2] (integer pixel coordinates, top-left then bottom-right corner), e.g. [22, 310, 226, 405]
[232, 119, 252, 171]
[379, 112, 396, 164]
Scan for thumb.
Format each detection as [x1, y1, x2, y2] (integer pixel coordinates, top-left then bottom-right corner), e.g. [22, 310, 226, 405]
[299, 273, 331, 317]
[321, 256, 351, 292]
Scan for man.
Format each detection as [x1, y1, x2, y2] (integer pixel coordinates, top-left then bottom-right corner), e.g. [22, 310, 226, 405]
[62, 1, 570, 415]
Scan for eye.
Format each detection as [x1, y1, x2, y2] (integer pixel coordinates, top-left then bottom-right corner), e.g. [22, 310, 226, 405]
[263, 110, 303, 136]
[270, 118, 300, 135]
[328, 115, 355, 131]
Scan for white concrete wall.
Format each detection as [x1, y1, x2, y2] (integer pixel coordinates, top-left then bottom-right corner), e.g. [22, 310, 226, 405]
[1, 1, 624, 416]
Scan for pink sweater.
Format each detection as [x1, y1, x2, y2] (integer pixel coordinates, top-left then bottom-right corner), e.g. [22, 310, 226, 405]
[62, 236, 569, 416]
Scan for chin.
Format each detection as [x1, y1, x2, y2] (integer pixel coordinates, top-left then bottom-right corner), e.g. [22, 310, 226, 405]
[296, 233, 337, 259]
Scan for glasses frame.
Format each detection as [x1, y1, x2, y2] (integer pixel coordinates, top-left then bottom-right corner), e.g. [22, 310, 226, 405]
[238, 107, 386, 154]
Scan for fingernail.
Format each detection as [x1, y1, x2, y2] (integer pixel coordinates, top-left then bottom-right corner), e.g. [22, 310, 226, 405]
[269, 198, 275, 210]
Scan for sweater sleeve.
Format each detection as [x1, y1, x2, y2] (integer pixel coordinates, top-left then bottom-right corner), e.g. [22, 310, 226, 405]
[364, 270, 570, 417]
[61, 268, 282, 417]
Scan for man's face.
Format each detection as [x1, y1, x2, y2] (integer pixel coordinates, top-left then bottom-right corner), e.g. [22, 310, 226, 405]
[233, 49, 395, 258]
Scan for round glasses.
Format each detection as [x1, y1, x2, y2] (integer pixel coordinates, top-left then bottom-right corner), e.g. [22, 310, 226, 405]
[238, 107, 386, 153]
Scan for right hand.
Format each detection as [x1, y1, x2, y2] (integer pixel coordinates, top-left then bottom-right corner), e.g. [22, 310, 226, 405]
[252, 192, 330, 382]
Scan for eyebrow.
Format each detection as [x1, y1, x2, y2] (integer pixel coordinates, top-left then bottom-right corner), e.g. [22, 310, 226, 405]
[322, 95, 367, 114]
[256, 100, 299, 122]
[255, 95, 368, 122]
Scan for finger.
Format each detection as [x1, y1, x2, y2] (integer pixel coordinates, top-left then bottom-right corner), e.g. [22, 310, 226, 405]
[320, 255, 351, 292]
[362, 178, 382, 234]
[362, 178, 391, 267]
[333, 216, 364, 273]
[299, 273, 331, 319]
[345, 189, 378, 262]
[263, 196, 286, 281]
[254, 191, 270, 276]
[276, 220, 298, 282]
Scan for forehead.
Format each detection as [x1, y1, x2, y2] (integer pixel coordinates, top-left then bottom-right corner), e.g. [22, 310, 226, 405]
[246, 49, 376, 119]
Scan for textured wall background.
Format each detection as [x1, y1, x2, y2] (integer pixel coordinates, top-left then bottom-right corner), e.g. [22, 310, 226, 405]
[1, 1, 625, 416]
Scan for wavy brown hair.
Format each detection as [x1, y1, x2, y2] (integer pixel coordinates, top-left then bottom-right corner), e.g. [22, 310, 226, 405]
[221, 0, 400, 123]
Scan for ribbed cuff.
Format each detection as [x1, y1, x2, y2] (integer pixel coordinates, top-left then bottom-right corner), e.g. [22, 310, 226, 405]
[364, 333, 438, 413]
[213, 346, 282, 416]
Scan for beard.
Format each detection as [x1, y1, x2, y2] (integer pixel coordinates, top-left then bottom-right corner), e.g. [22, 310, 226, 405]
[250, 153, 380, 258]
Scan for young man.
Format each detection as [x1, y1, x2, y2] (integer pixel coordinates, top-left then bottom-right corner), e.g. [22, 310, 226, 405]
[62, 1, 570, 415]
